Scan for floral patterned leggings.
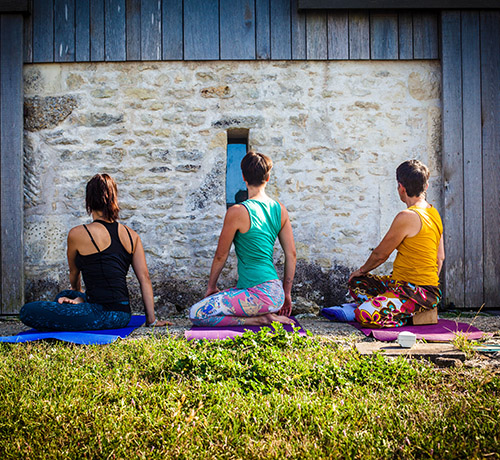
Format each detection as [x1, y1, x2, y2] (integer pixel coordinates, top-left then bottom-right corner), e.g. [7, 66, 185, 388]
[348, 274, 441, 328]
[189, 279, 285, 327]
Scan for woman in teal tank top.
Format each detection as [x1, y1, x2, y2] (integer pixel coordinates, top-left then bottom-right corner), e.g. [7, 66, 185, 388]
[189, 152, 297, 327]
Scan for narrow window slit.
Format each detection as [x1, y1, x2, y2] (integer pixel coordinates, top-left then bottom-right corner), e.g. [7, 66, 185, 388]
[226, 129, 249, 208]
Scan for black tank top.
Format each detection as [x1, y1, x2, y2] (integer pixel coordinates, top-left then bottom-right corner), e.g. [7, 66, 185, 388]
[75, 220, 133, 312]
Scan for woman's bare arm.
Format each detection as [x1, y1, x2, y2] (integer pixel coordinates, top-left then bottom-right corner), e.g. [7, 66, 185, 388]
[67, 228, 82, 292]
[205, 205, 245, 297]
[348, 211, 418, 282]
[437, 234, 445, 275]
[131, 234, 171, 326]
[277, 205, 296, 316]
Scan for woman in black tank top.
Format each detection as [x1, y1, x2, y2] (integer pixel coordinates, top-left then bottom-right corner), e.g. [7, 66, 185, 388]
[19, 174, 172, 331]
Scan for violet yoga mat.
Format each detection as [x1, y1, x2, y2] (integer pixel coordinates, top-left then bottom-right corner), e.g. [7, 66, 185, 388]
[0, 315, 145, 345]
[185, 318, 307, 341]
[351, 318, 487, 342]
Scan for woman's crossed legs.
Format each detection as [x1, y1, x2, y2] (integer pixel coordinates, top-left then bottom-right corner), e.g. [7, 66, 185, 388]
[189, 279, 293, 327]
[20, 290, 131, 331]
[348, 274, 441, 328]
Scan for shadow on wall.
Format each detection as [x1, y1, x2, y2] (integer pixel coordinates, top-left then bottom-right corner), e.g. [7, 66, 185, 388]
[135, 260, 351, 316]
[24, 260, 351, 316]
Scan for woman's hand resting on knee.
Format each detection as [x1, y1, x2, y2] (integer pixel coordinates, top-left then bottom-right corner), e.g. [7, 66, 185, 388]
[57, 296, 84, 305]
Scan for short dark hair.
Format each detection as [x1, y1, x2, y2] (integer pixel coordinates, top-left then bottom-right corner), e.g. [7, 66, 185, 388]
[240, 151, 273, 186]
[396, 160, 430, 197]
[86, 173, 120, 221]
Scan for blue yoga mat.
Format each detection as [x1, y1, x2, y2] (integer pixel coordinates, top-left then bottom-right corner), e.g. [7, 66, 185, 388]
[0, 315, 145, 345]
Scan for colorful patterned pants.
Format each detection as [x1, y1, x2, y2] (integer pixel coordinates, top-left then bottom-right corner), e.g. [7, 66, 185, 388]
[348, 274, 441, 328]
[19, 290, 131, 332]
[189, 279, 285, 327]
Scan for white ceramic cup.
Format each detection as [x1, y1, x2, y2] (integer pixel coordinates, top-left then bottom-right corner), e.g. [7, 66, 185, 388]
[398, 331, 417, 348]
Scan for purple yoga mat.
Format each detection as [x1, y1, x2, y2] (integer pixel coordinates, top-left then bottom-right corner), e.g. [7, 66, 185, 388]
[351, 318, 488, 342]
[185, 318, 306, 341]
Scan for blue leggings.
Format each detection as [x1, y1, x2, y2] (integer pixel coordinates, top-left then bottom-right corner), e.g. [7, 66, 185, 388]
[19, 290, 131, 332]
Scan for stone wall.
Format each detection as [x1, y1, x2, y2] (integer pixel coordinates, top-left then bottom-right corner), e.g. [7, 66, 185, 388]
[23, 61, 442, 314]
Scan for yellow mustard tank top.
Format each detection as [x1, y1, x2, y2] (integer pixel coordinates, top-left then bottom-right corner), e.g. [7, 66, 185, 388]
[391, 205, 443, 286]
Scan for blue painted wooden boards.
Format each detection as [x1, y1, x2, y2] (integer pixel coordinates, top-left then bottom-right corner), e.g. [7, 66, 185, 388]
[184, 0, 219, 60]
[0, 14, 24, 314]
[370, 12, 398, 60]
[54, 0, 75, 61]
[307, 10, 328, 59]
[105, 0, 126, 61]
[328, 11, 348, 59]
[221, 0, 255, 60]
[25, 2, 442, 62]
[141, 0, 162, 60]
[76, 0, 90, 61]
[91, 0, 105, 60]
[33, 0, 54, 62]
[162, 0, 183, 59]
[270, 0, 291, 59]
[256, 0, 271, 59]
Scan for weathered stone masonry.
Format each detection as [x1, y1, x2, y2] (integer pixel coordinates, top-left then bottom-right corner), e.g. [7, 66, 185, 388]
[23, 61, 442, 314]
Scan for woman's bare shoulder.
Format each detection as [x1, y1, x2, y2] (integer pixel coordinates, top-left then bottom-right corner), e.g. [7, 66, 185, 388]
[120, 223, 139, 237]
[226, 204, 248, 218]
[68, 224, 86, 238]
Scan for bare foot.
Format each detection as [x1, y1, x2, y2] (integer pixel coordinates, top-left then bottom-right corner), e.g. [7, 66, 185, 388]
[266, 313, 295, 325]
[233, 314, 296, 326]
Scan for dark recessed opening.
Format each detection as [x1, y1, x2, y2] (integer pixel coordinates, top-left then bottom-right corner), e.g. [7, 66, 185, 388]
[226, 129, 249, 208]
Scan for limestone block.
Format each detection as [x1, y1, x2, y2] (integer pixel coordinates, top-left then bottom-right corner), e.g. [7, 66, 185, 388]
[95, 139, 115, 146]
[91, 88, 117, 98]
[209, 132, 227, 149]
[175, 164, 201, 173]
[24, 95, 78, 131]
[73, 112, 124, 127]
[124, 88, 157, 100]
[408, 71, 440, 101]
[24, 68, 44, 93]
[201, 86, 232, 98]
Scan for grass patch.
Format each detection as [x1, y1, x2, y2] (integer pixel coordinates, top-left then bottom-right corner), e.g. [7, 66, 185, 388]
[0, 325, 499, 459]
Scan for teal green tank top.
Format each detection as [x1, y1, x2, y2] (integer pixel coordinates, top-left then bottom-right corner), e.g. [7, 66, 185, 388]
[233, 198, 282, 289]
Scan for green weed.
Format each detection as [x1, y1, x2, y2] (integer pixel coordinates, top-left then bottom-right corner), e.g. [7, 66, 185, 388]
[0, 329, 498, 459]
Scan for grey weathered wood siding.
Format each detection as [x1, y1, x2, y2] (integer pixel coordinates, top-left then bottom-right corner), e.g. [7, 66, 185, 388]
[441, 10, 500, 309]
[0, 13, 24, 314]
[26, 0, 440, 62]
[9, 3, 500, 312]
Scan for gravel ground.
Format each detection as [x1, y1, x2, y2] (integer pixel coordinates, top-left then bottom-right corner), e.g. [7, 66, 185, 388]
[2, 311, 500, 366]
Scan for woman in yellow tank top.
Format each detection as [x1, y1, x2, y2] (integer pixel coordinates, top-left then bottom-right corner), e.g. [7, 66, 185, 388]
[347, 160, 445, 328]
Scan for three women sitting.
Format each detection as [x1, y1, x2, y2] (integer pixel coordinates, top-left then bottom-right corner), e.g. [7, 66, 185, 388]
[20, 157, 442, 331]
